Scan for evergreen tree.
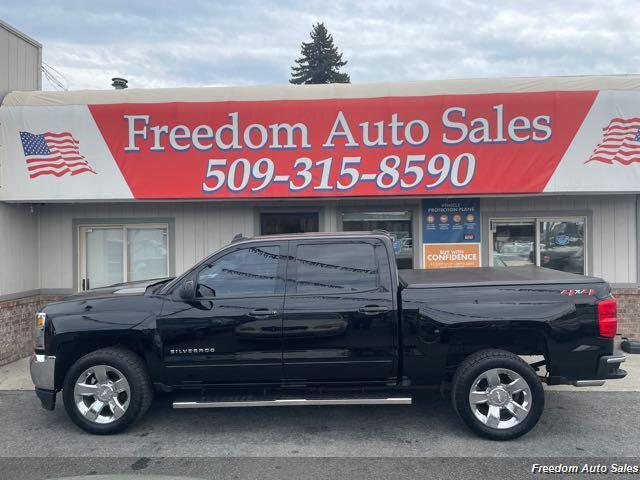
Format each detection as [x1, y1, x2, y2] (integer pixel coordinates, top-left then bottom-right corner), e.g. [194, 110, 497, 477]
[290, 23, 350, 84]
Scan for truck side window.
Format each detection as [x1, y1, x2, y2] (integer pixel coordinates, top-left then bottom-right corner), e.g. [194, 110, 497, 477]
[197, 245, 280, 297]
[294, 242, 378, 293]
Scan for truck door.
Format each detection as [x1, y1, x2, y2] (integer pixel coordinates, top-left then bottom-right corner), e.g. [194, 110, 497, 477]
[282, 238, 397, 383]
[156, 241, 287, 385]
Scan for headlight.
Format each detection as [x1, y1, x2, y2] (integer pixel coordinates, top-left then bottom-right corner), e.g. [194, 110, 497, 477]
[34, 312, 46, 350]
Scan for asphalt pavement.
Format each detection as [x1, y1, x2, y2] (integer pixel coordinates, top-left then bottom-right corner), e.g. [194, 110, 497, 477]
[0, 388, 639, 479]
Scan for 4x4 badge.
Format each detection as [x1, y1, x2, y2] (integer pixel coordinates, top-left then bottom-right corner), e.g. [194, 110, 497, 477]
[561, 289, 596, 296]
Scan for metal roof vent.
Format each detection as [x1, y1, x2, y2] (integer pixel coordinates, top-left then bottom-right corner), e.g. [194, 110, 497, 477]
[111, 77, 128, 90]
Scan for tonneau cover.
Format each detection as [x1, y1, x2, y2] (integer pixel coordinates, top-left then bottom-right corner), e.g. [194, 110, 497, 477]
[399, 266, 604, 289]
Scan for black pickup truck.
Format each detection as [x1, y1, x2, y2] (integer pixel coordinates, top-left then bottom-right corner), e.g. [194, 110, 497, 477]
[30, 232, 626, 440]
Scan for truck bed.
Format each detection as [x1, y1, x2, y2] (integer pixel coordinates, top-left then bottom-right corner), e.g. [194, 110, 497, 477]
[399, 265, 604, 289]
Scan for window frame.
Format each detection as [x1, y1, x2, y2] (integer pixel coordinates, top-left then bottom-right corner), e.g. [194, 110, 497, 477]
[287, 238, 383, 296]
[259, 211, 320, 235]
[337, 205, 420, 269]
[77, 223, 170, 291]
[487, 215, 588, 273]
[193, 242, 286, 300]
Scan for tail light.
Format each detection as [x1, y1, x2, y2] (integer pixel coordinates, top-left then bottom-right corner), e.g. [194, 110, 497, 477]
[597, 297, 617, 338]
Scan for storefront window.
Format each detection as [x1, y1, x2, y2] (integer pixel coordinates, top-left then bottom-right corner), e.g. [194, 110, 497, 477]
[539, 219, 585, 275]
[260, 212, 319, 235]
[85, 228, 124, 289]
[80, 224, 169, 290]
[490, 217, 585, 274]
[341, 211, 413, 269]
[127, 228, 169, 281]
[491, 221, 535, 267]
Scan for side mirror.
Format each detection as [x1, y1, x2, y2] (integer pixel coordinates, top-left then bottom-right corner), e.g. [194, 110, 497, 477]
[178, 280, 195, 300]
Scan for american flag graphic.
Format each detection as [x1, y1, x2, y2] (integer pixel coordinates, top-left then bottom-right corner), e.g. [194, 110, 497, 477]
[19, 131, 96, 179]
[587, 118, 640, 165]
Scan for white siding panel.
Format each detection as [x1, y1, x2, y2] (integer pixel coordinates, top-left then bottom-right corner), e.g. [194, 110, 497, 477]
[599, 198, 615, 281]
[591, 198, 603, 278]
[0, 203, 39, 295]
[38, 205, 73, 290]
[0, 21, 42, 126]
[0, 28, 9, 100]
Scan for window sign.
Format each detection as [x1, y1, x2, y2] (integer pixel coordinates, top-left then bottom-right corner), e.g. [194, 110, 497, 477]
[422, 199, 481, 269]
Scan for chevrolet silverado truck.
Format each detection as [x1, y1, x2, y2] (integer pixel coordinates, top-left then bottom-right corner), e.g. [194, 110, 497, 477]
[30, 232, 627, 440]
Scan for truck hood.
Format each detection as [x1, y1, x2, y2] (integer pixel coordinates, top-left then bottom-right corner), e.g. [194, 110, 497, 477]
[65, 277, 174, 300]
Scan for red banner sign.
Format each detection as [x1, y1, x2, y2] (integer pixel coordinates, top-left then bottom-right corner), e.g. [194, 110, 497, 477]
[87, 91, 596, 199]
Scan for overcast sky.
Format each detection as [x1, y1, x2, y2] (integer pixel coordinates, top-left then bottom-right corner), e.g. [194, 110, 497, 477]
[2, 0, 639, 91]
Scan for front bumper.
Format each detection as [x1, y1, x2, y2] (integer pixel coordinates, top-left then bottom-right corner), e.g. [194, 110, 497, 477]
[35, 388, 56, 410]
[29, 354, 57, 410]
[29, 354, 56, 390]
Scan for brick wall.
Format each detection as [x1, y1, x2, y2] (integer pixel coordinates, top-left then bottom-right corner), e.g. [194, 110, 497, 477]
[0, 295, 64, 366]
[612, 288, 640, 340]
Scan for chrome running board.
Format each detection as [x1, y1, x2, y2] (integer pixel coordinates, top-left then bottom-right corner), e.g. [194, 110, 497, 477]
[173, 395, 412, 409]
[572, 380, 606, 387]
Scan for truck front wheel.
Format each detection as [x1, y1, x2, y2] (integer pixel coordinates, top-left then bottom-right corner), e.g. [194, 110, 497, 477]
[451, 349, 544, 440]
[62, 347, 153, 435]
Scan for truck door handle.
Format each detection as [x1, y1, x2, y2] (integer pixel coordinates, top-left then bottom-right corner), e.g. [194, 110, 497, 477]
[248, 309, 279, 318]
[358, 306, 390, 315]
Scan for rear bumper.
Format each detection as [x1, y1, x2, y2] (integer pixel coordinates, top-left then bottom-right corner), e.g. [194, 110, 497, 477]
[571, 351, 627, 387]
[595, 350, 627, 380]
[548, 350, 627, 386]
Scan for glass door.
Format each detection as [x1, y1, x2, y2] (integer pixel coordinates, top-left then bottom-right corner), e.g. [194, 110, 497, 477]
[127, 227, 169, 281]
[538, 219, 585, 274]
[79, 224, 169, 290]
[81, 227, 124, 290]
[490, 220, 536, 267]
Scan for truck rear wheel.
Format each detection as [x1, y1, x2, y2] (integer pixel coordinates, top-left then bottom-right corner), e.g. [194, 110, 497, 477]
[451, 349, 544, 440]
[62, 347, 153, 435]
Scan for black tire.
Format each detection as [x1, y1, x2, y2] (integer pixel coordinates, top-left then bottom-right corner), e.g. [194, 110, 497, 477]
[63, 347, 153, 435]
[451, 349, 544, 440]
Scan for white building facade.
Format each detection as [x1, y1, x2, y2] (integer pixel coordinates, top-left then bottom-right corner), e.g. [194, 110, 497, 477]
[1, 72, 639, 364]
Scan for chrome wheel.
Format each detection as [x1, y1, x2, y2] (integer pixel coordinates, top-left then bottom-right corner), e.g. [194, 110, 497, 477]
[73, 365, 131, 424]
[468, 368, 532, 430]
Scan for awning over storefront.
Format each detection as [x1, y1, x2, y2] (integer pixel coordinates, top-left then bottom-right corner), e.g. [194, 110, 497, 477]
[2, 75, 640, 201]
